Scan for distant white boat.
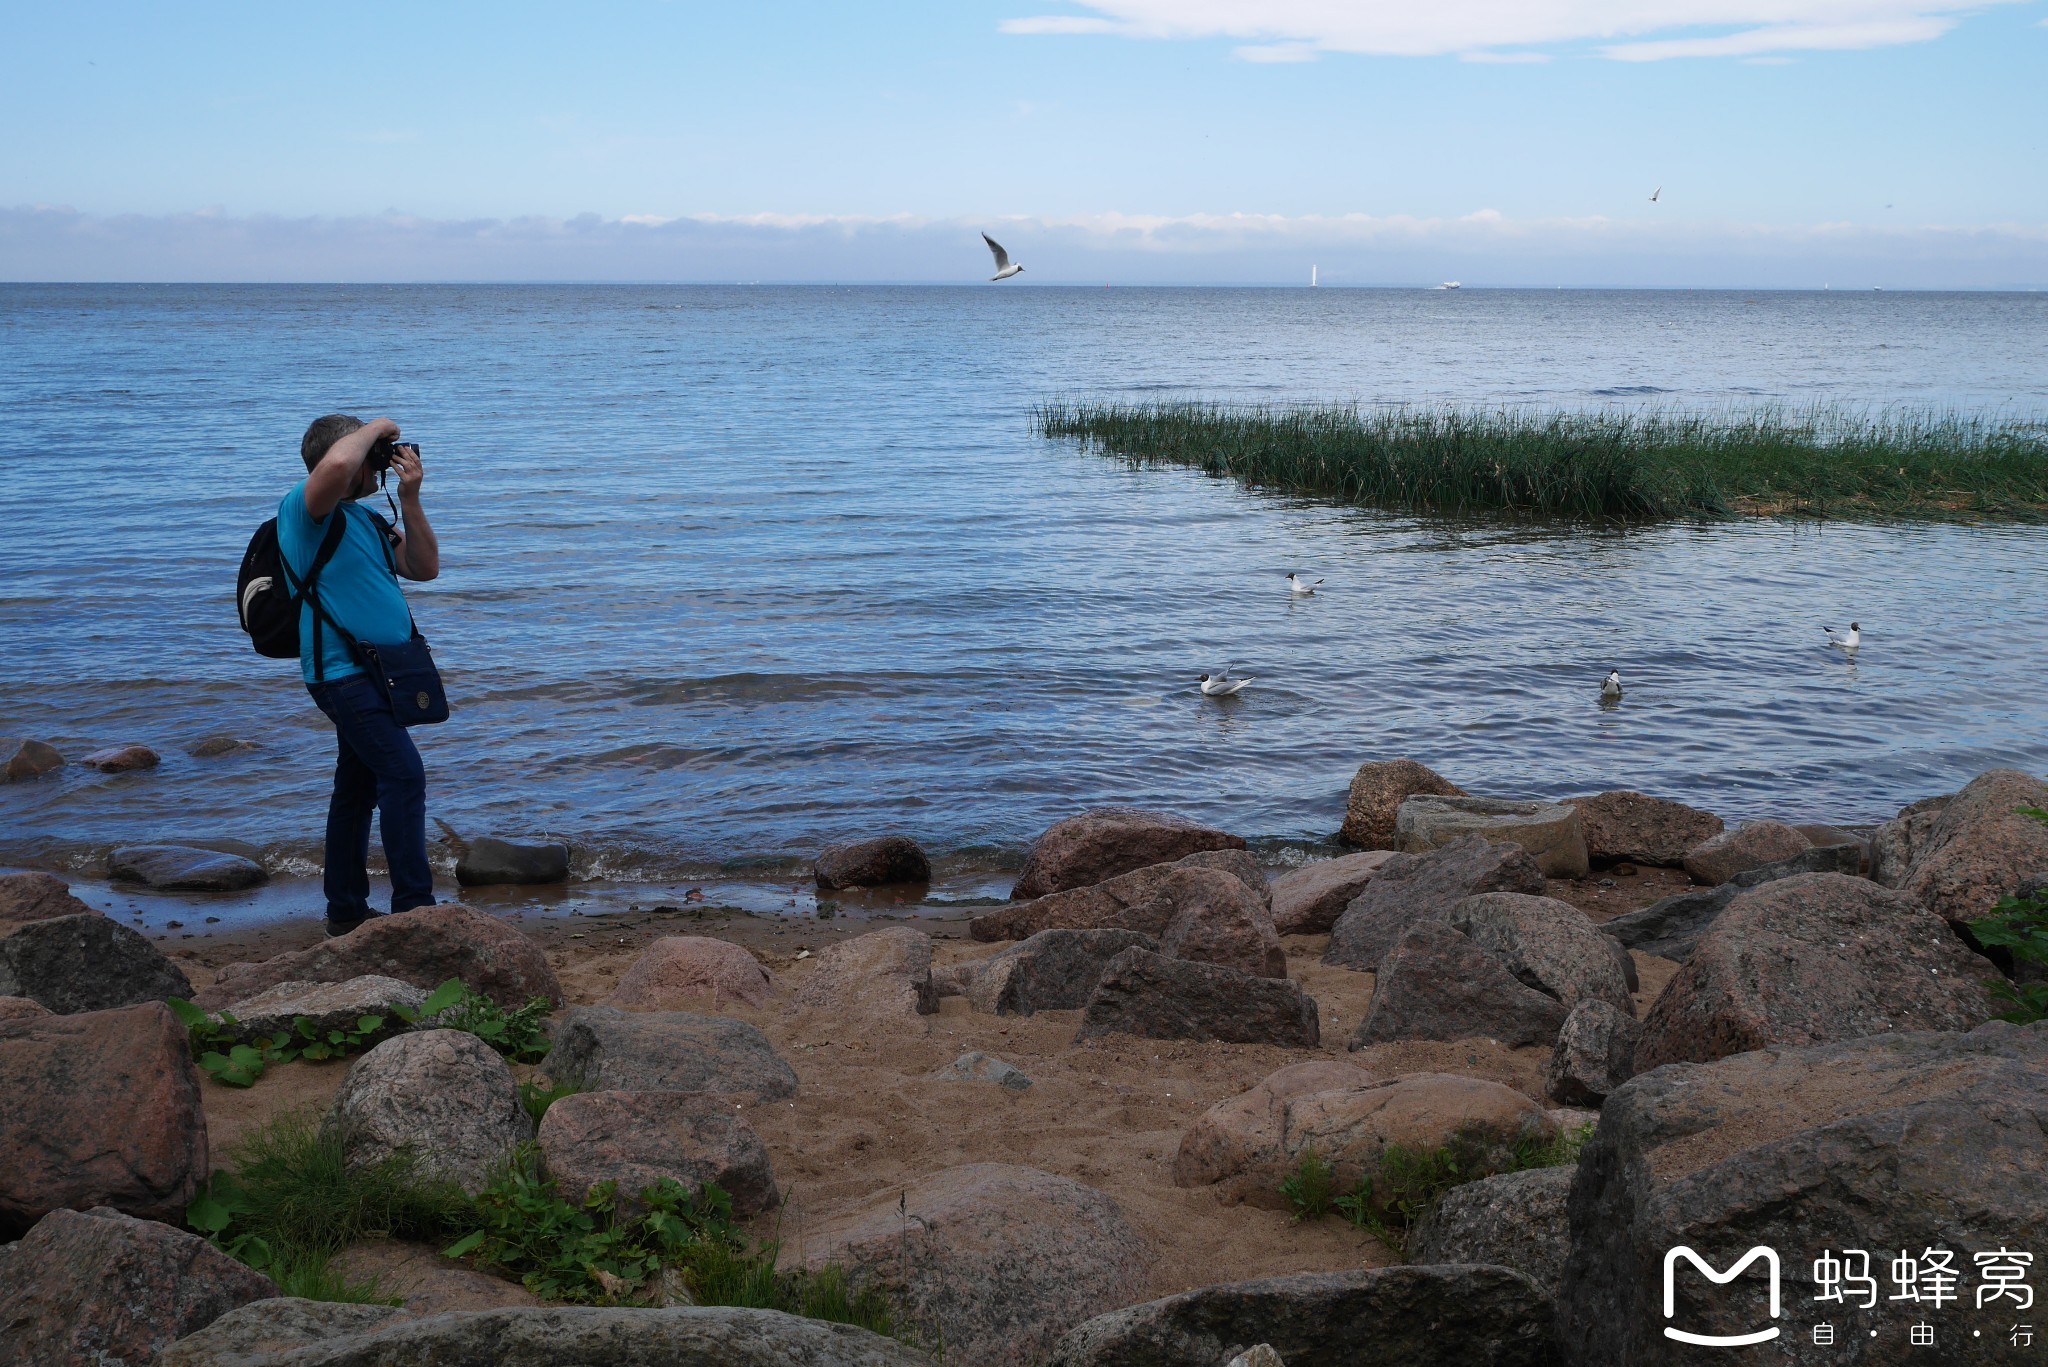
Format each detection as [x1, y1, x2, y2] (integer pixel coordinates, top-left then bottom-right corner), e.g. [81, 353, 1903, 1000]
[1311, 265, 1318, 288]
[1437, 281, 1462, 290]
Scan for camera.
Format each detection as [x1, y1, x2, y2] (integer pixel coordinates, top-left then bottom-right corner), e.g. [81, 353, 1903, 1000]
[366, 438, 419, 473]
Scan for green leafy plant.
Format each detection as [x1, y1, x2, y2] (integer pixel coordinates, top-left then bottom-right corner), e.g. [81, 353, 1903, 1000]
[396, 980, 553, 1063]
[1280, 1147, 1338, 1222]
[518, 1076, 586, 1126]
[1967, 806, 2048, 1024]
[168, 999, 390, 1088]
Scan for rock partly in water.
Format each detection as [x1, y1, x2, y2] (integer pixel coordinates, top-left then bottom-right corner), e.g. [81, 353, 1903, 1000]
[80, 743, 161, 772]
[325, 1029, 533, 1196]
[607, 936, 775, 1011]
[1075, 947, 1319, 1047]
[1558, 1020, 2048, 1366]
[1396, 795, 1590, 879]
[792, 926, 938, 1020]
[1680, 820, 1812, 886]
[1051, 1264, 1558, 1367]
[1565, 789, 1724, 868]
[185, 735, 261, 758]
[547, 1006, 799, 1102]
[0, 870, 97, 929]
[0, 912, 194, 1014]
[929, 1050, 1034, 1091]
[1268, 851, 1398, 936]
[160, 1298, 417, 1366]
[1338, 759, 1466, 850]
[1889, 768, 2048, 929]
[814, 835, 932, 889]
[453, 837, 571, 887]
[0, 1208, 277, 1366]
[0, 1002, 208, 1236]
[1601, 841, 1868, 962]
[2, 737, 65, 781]
[220, 975, 427, 1048]
[1011, 807, 1246, 900]
[1351, 920, 1569, 1049]
[110, 844, 269, 892]
[1323, 835, 1547, 972]
[974, 858, 1280, 978]
[967, 928, 1158, 1016]
[201, 905, 562, 1011]
[1542, 999, 1641, 1106]
[538, 1089, 781, 1216]
[1445, 892, 1634, 1013]
[1633, 872, 1998, 1073]
[801, 1162, 1154, 1367]
[1408, 1166, 1575, 1297]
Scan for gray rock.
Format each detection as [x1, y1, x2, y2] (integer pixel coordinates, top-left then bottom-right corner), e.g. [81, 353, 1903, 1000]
[185, 735, 261, 758]
[0, 912, 194, 1013]
[1075, 947, 1319, 1047]
[1012, 807, 1246, 900]
[793, 926, 938, 1020]
[221, 975, 427, 1047]
[814, 835, 933, 889]
[1050, 1265, 1558, 1367]
[1176, 847, 1272, 907]
[548, 1006, 798, 1101]
[1891, 768, 2048, 928]
[1324, 835, 1547, 971]
[1558, 1021, 2048, 1367]
[974, 859, 1279, 977]
[454, 837, 571, 887]
[1680, 819, 1811, 886]
[0, 871, 97, 929]
[1268, 851, 1397, 935]
[1602, 842, 1869, 963]
[325, 1029, 533, 1196]
[161, 1299, 416, 1366]
[2, 738, 65, 781]
[929, 1050, 1033, 1091]
[1350, 920, 1568, 1049]
[163, 1305, 935, 1366]
[80, 743, 161, 772]
[1446, 892, 1634, 1013]
[1409, 1167, 1575, 1297]
[968, 928, 1158, 1016]
[1564, 790, 1724, 867]
[1870, 792, 1952, 886]
[1542, 999, 1641, 1106]
[1396, 796, 1590, 879]
[537, 1089, 780, 1217]
[1633, 872, 1998, 1073]
[1339, 758, 1466, 850]
[0, 1208, 277, 1366]
[802, 1162, 1153, 1367]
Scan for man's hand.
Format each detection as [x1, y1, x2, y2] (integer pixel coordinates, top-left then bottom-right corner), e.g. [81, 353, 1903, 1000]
[392, 443, 425, 500]
[306, 417, 400, 521]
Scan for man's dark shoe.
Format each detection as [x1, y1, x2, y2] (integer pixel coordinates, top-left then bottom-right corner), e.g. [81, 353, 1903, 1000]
[324, 909, 388, 938]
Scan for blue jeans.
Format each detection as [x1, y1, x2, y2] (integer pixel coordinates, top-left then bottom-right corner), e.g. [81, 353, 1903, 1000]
[308, 675, 436, 921]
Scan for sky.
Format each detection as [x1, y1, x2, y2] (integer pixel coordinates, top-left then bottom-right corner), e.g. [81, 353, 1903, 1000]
[3, 0, 2045, 285]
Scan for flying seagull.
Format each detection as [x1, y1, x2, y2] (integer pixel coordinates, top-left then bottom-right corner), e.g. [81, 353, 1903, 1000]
[1286, 573, 1324, 596]
[1824, 622, 1861, 651]
[1649, 186, 1662, 202]
[982, 233, 1024, 281]
[1601, 669, 1623, 700]
[1199, 671, 1254, 697]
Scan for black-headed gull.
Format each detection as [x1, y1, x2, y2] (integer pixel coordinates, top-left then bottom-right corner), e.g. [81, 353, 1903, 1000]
[982, 233, 1024, 281]
[1286, 573, 1324, 596]
[1601, 670, 1623, 700]
[1199, 671, 1253, 697]
[1824, 622, 1861, 650]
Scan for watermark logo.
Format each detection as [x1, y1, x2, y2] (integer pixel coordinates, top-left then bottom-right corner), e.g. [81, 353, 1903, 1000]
[1663, 1245, 1782, 1347]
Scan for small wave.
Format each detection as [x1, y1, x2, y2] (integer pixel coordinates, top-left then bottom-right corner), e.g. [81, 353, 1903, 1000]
[1586, 385, 1674, 397]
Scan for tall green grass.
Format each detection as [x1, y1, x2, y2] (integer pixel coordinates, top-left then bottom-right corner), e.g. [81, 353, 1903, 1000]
[1036, 401, 2048, 523]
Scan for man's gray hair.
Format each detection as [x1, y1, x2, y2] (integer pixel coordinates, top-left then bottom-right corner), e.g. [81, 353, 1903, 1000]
[300, 414, 364, 472]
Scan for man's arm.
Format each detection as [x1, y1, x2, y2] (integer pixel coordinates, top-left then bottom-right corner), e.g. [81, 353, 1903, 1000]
[390, 444, 440, 581]
[305, 418, 398, 520]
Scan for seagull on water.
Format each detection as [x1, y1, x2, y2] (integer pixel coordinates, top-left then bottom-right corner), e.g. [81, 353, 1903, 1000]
[1601, 670, 1623, 700]
[982, 233, 1024, 281]
[1199, 671, 1254, 697]
[1824, 622, 1861, 651]
[1286, 573, 1324, 596]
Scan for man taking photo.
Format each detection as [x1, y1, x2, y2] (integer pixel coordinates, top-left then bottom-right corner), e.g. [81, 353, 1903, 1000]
[280, 414, 441, 936]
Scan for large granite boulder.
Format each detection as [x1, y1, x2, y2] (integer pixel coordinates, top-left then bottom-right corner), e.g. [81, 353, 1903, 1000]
[324, 1029, 533, 1196]
[0, 912, 194, 1013]
[537, 1089, 780, 1216]
[608, 936, 775, 1011]
[1396, 796, 1590, 879]
[1633, 872, 1998, 1073]
[0, 1002, 208, 1235]
[1409, 1166, 1575, 1297]
[1351, 920, 1569, 1049]
[160, 1299, 416, 1366]
[1870, 792, 1952, 885]
[81, 743, 161, 772]
[453, 837, 570, 887]
[792, 926, 938, 1020]
[1542, 999, 1641, 1106]
[1174, 1065, 1554, 1209]
[162, 1305, 934, 1366]
[110, 844, 267, 891]
[974, 858, 1279, 977]
[1564, 789, 1724, 867]
[1886, 768, 2048, 928]
[201, 905, 561, 1010]
[547, 1006, 798, 1101]
[1445, 892, 1634, 1013]
[1268, 851, 1397, 935]
[1074, 947, 1318, 1047]
[967, 928, 1159, 1015]
[1051, 1265, 1557, 1367]
[0, 871, 96, 928]
[799, 1162, 1153, 1367]
[814, 835, 932, 888]
[220, 975, 427, 1048]
[1558, 1020, 2048, 1366]
[1680, 820, 1811, 886]
[0, 1208, 277, 1366]
[1339, 759, 1466, 850]
[1600, 841, 1868, 963]
[3, 737, 65, 781]
[1011, 807, 1245, 900]
[1324, 836, 1547, 971]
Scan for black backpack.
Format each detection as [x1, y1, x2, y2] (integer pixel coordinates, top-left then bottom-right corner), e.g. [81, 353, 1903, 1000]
[236, 509, 350, 659]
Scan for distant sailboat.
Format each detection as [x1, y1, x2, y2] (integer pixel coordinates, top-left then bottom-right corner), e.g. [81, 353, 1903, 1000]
[1311, 265, 1318, 287]
[1437, 281, 1462, 290]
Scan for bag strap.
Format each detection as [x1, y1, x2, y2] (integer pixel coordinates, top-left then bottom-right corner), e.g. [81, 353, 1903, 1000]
[279, 504, 359, 686]
[364, 508, 424, 643]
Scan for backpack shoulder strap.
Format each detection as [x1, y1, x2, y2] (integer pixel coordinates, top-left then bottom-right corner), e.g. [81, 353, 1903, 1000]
[278, 504, 356, 685]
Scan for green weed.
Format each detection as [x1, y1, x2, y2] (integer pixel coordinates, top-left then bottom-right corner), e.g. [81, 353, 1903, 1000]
[167, 1000, 393, 1088]
[396, 980, 553, 1064]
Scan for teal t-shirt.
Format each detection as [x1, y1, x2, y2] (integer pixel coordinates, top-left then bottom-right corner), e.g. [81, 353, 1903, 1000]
[276, 481, 415, 684]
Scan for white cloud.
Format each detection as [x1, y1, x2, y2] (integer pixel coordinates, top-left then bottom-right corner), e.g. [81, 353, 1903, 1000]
[1234, 41, 1320, 62]
[1000, 0, 2026, 61]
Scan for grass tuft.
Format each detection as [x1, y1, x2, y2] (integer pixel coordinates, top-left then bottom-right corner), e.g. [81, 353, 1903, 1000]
[1037, 401, 2048, 524]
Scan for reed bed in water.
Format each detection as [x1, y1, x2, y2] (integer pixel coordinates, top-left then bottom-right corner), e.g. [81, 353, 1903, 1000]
[1034, 402, 2048, 523]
